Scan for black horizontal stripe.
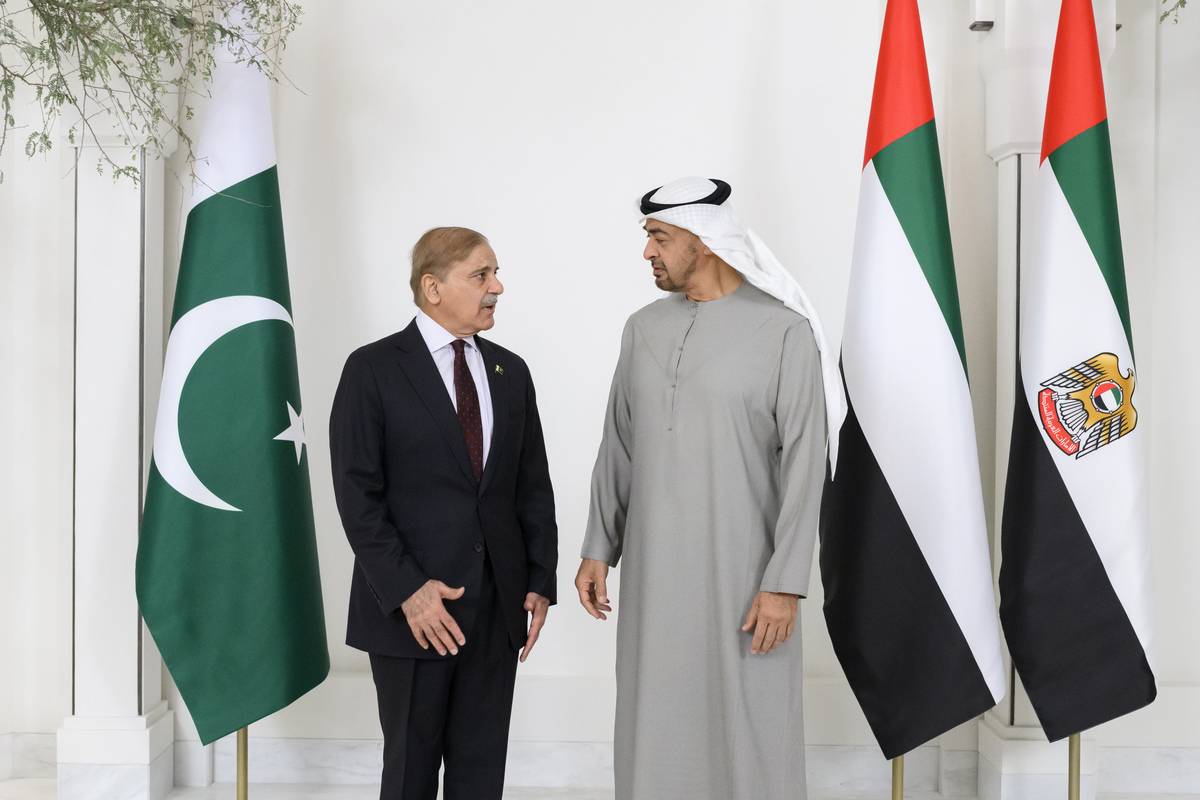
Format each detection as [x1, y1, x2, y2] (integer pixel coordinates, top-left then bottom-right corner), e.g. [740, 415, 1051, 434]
[1000, 371, 1155, 740]
[820, 385, 997, 759]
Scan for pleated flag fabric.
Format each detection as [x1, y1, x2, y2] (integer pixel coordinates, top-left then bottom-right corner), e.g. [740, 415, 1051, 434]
[137, 43, 329, 744]
[999, 0, 1155, 741]
[820, 0, 1006, 759]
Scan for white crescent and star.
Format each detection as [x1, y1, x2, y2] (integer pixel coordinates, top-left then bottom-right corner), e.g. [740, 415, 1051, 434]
[273, 401, 307, 464]
[152, 295, 305, 512]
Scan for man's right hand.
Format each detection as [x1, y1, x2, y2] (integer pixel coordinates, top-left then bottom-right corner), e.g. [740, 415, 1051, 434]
[575, 559, 613, 620]
[401, 579, 466, 656]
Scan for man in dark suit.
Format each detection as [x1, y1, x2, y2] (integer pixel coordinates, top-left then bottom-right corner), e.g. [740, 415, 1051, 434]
[329, 226, 558, 800]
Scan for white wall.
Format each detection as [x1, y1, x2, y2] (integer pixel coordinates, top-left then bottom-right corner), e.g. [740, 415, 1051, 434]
[1149, 5, 1200, 687]
[0, 86, 75, 741]
[0, 129, 13, 759]
[1, 0, 1197, 772]
[1080, 0, 1200, 749]
[158, 0, 894, 744]
[187, 0, 967, 748]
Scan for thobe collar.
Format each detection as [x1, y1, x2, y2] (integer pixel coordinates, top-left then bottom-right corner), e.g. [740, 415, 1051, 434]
[683, 278, 751, 306]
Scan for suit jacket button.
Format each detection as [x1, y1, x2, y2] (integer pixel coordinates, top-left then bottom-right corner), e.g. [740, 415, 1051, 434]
[474, 541, 484, 553]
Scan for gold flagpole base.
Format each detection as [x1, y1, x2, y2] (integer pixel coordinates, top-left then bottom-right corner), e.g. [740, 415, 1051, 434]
[237, 726, 248, 800]
[892, 754, 905, 800]
[1068, 733, 1081, 800]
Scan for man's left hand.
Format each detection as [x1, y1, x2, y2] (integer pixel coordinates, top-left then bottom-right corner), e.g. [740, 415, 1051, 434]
[521, 592, 551, 663]
[741, 591, 799, 655]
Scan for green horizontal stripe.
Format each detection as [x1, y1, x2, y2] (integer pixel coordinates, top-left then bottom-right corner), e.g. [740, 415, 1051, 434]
[173, 166, 293, 324]
[1048, 121, 1134, 353]
[871, 120, 968, 374]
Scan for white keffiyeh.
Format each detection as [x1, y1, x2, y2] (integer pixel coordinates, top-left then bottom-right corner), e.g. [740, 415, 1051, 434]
[641, 176, 847, 467]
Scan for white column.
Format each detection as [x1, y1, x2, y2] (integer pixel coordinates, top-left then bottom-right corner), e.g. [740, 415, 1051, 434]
[55, 142, 175, 800]
[974, 2, 1116, 799]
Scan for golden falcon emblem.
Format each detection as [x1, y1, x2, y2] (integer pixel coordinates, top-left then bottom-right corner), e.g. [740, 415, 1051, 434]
[1036, 352, 1137, 458]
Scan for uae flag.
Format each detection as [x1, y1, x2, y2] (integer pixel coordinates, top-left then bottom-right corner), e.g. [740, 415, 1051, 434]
[136, 45, 329, 744]
[820, 0, 1006, 759]
[999, 0, 1155, 741]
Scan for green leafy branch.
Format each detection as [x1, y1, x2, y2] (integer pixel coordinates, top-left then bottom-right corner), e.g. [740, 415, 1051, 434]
[1162, 0, 1188, 23]
[0, 0, 301, 182]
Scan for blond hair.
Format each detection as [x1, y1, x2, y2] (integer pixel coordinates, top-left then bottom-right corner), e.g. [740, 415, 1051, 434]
[410, 227, 490, 306]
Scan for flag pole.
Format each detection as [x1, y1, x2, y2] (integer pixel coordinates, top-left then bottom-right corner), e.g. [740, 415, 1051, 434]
[892, 754, 904, 800]
[237, 726, 249, 800]
[1067, 733, 1080, 800]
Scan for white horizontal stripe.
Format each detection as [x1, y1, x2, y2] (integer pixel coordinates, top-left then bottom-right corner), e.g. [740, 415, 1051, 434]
[842, 163, 1006, 704]
[184, 49, 277, 216]
[1019, 162, 1152, 659]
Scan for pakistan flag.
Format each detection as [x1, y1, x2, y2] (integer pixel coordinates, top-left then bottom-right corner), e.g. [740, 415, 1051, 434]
[136, 50, 329, 745]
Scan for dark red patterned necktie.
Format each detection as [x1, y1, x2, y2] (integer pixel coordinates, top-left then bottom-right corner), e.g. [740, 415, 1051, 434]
[451, 339, 484, 480]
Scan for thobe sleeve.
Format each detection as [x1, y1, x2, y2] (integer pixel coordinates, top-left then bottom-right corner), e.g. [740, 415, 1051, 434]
[759, 319, 827, 598]
[580, 318, 635, 567]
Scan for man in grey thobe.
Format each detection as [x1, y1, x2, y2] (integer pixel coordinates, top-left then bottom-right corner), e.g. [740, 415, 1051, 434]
[576, 177, 845, 800]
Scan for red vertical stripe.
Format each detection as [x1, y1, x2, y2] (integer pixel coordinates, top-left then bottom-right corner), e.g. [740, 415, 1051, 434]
[1041, 0, 1109, 163]
[862, 0, 936, 167]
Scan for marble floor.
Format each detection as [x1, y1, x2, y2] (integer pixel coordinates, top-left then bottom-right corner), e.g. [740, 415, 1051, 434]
[2, 784, 614, 800]
[2, 780, 1199, 800]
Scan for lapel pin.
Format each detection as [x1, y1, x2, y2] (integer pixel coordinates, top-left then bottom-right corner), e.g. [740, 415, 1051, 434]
[494, 364, 504, 375]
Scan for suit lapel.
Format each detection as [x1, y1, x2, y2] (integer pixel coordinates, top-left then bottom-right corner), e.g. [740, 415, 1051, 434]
[393, 320, 478, 485]
[476, 337, 509, 497]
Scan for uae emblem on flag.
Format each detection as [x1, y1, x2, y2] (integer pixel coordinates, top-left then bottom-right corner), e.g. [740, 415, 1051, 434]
[999, 0, 1155, 742]
[819, 0, 1005, 760]
[1037, 353, 1137, 458]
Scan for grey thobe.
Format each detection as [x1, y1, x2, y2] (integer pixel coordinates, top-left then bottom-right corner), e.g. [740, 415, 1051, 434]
[582, 281, 828, 800]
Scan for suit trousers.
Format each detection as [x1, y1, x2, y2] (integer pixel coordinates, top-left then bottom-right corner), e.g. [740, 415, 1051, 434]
[369, 554, 520, 800]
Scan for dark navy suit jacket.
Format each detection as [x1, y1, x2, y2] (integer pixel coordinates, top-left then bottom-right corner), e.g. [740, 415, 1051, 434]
[329, 319, 558, 658]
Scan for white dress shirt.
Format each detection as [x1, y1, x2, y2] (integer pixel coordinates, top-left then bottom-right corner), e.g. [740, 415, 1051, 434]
[414, 310, 494, 467]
